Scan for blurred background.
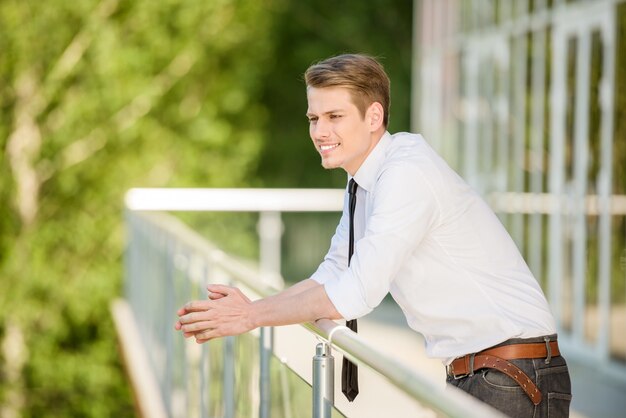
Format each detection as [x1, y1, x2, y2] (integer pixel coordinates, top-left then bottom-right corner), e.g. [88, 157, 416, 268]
[0, 0, 411, 416]
[1, 0, 625, 417]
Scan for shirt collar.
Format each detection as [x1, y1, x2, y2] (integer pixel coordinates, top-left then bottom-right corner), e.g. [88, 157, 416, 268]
[351, 131, 392, 192]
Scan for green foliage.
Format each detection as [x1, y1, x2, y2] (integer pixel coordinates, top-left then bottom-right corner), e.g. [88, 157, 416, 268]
[0, 0, 414, 415]
[253, 0, 414, 188]
[0, 0, 281, 415]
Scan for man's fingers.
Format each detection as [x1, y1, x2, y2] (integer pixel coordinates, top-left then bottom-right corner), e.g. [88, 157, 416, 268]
[206, 284, 234, 296]
[194, 328, 220, 343]
[180, 320, 215, 334]
[208, 292, 226, 300]
[178, 300, 212, 316]
[205, 284, 251, 303]
[178, 309, 218, 326]
[176, 285, 251, 343]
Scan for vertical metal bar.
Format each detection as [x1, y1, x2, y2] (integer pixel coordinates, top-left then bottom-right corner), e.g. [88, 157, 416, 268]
[448, 0, 464, 167]
[463, 43, 479, 186]
[258, 211, 284, 289]
[510, 24, 528, 248]
[549, 23, 567, 328]
[410, 0, 423, 135]
[181, 252, 194, 418]
[573, 30, 591, 343]
[188, 256, 205, 418]
[223, 336, 236, 418]
[495, 36, 510, 195]
[528, 20, 547, 281]
[416, 0, 439, 147]
[312, 343, 334, 418]
[470, 0, 479, 30]
[163, 236, 175, 415]
[485, 0, 495, 25]
[259, 327, 273, 418]
[199, 260, 211, 418]
[431, 0, 444, 153]
[279, 359, 293, 418]
[200, 343, 209, 418]
[500, 0, 513, 24]
[597, 7, 616, 362]
[482, 44, 495, 194]
[444, 0, 461, 163]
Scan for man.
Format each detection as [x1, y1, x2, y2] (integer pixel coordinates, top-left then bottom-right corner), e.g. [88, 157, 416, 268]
[175, 54, 571, 417]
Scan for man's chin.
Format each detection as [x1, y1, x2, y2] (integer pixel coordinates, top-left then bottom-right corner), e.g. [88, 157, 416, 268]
[321, 158, 340, 170]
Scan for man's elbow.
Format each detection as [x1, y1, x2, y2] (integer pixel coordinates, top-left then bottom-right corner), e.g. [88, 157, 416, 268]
[315, 312, 344, 322]
[321, 303, 344, 321]
[313, 302, 344, 322]
[327, 311, 344, 321]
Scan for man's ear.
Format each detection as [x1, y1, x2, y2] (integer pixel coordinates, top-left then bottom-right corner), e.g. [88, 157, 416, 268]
[367, 102, 385, 132]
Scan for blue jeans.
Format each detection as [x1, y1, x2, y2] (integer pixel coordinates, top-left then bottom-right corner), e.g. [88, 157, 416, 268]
[446, 335, 572, 417]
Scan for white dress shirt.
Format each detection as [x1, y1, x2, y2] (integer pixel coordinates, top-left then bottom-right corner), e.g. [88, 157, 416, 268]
[310, 131, 556, 360]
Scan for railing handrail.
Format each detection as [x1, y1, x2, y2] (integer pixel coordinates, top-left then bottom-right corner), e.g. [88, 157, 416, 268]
[127, 207, 504, 417]
[125, 187, 346, 212]
[126, 187, 626, 216]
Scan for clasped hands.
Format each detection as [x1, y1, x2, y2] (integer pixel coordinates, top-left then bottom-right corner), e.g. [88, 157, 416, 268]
[174, 284, 253, 344]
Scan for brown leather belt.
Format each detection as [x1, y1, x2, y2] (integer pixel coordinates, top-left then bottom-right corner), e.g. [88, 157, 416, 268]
[447, 340, 560, 406]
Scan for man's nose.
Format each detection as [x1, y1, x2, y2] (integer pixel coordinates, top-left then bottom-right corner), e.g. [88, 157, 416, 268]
[312, 119, 330, 139]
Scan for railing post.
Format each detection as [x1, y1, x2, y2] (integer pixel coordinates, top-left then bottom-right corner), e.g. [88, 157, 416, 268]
[259, 326, 273, 418]
[312, 343, 334, 418]
[257, 211, 284, 289]
[223, 336, 235, 418]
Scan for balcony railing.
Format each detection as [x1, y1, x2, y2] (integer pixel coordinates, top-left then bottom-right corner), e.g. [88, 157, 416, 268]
[113, 188, 504, 418]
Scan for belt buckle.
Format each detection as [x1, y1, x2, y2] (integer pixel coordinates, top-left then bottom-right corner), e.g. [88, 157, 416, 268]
[446, 364, 468, 380]
[447, 353, 475, 380]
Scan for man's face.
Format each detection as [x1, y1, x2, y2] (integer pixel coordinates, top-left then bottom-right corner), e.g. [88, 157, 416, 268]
[306, 86, 379, 176]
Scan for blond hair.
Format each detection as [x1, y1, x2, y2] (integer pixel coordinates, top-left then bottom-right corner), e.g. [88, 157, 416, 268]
[304, 54, 390, 127]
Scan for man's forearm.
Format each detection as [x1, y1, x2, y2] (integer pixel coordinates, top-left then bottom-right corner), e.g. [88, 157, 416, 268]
[176, 279, 343, 342]
[270, 278, 320, 299]
[248, 279, 342, 328]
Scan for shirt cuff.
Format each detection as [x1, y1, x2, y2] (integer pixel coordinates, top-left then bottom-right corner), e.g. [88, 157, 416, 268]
[310, 265, 330, 285]
[323, 274, 373, 320]
[310, 260, 345, 285]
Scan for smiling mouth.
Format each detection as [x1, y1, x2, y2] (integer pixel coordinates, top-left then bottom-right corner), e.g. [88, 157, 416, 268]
[319, 143, 339, 152]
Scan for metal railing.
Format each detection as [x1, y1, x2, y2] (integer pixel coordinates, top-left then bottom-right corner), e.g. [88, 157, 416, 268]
[116, 188, 504, 418]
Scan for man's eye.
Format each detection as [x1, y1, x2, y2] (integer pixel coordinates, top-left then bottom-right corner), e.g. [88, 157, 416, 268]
[329, 114, 342, 119]
[308, 118, 318, 123]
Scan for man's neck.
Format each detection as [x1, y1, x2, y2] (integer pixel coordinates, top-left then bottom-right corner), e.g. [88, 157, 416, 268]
[345, 128, 387, 176]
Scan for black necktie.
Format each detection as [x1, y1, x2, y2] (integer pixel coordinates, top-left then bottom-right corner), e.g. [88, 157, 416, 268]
[342, 178, 359, 401]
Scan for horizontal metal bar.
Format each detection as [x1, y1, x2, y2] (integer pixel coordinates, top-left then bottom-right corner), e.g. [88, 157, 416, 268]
[127, 188, 626, 216]
[125, 188, 345, 212]
[487, 192, 626, 215]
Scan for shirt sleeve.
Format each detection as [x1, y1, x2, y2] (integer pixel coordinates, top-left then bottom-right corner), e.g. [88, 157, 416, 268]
[309, 187, 350, 285]
[323, 161, 440, 320]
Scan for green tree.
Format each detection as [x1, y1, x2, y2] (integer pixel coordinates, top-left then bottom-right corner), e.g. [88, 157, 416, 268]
[0, 0, 280, 415]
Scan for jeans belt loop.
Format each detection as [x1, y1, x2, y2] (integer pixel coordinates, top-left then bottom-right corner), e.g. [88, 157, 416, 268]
[544, 336, 552, 364]
[468, 353, 476, 376]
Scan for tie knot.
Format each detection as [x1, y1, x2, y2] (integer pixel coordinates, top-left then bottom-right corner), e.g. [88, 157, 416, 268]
[348, 179, 358, 195]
